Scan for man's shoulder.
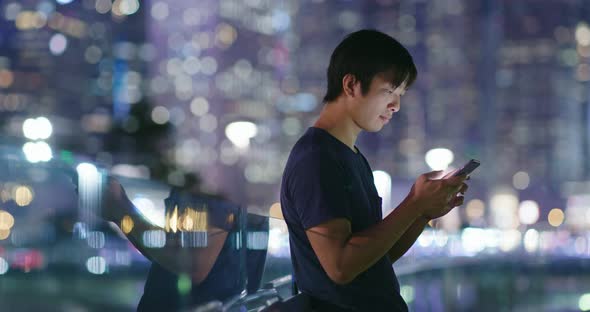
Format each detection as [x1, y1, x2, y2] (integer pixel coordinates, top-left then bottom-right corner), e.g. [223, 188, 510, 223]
[286, 139, 341, 174]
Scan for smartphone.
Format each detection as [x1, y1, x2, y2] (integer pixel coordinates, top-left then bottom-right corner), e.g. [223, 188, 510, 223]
[452, 159, 480, 177]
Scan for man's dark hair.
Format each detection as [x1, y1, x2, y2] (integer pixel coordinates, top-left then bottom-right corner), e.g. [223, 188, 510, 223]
[323, 29, 418, 103]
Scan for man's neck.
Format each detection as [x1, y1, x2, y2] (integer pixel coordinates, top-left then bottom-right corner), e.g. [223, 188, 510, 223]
[313, 100, 362, 153]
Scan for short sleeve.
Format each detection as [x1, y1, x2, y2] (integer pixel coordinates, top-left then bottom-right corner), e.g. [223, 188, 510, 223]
[287, 151, 352, 229]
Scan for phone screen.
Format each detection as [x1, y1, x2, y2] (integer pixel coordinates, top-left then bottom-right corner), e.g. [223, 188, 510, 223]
[452, 159, 480, 177]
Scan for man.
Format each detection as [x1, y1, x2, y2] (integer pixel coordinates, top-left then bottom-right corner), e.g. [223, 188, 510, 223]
[279, 29, 469, 311]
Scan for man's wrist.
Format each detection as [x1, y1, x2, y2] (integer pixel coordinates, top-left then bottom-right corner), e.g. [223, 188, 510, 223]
[418, 214, 431, 223]
[402, 194, 429, 221]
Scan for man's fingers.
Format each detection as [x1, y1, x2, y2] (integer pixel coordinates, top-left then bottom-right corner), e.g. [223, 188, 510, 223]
[459, 183, 468, 194]
[450, 195, 465, 207]
[442, 175, 468, 187]
[424, 170, 444, 180]
[442, 169, 460, 179]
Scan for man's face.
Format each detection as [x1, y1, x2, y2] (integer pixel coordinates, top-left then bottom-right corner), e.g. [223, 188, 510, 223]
[349, 75, 406, 132]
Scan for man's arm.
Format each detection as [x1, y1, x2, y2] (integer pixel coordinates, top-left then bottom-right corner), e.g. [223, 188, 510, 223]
[103, 180, 227, 283]
[305, 172, 467, 285]
[386, 216, 430, 264]
[305, 195, 422, 285]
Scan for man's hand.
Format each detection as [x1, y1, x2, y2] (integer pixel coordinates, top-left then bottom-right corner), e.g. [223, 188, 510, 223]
[407, 170, 469, 220]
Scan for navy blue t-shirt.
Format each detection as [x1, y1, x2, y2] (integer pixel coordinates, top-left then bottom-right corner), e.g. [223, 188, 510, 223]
[280, 127, 408, 311]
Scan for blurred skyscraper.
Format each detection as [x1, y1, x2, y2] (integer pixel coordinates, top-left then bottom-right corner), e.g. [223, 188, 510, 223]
[1, 0, 147, 148]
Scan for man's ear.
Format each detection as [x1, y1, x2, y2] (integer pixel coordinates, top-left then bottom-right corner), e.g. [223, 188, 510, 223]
[342, 74, 359, 98]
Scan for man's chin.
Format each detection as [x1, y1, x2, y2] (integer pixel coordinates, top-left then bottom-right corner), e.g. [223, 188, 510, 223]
[363, 125, 385, 132]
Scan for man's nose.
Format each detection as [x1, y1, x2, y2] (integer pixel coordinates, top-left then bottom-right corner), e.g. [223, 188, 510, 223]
[388, 101, 400, 113]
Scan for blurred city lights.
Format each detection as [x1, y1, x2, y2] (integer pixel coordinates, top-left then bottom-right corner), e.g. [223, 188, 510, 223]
[565, 195, 590, 229]
[461, 228, 486, 254]
[165, 205, 178, 233]
[73, 222, 89, 240]
[548, 208, 565, 227]
[3, 3, 21, 21]
[499, 230, 521, 252]
[132, 197, 165, 228]
[180, 231, 208, 248]
[199, 114, 218, 132]
[575, 23, 590, 46]
[76, 162, 98, 177]
[190, 97, 210, 116]
[95, 0, 111, 14]
[518, 200, 540, 225]
[13, 185, 34, 206]
[580, 293, 590, 311]
[86, 256, 107, 274]
[483, 229, 502, 249]
[151, 106, 170, 124]
[539, 231, 554, 252]
[116, 0, 140, 16]
[76, 163, 101, 227]
[281, 117, 301, 136]
[200, 56, 218, 75]
[0, 229, 10, 240]
[121, 215, 134, 234]
[215, 23, 238, 47]
[248, 231, 269, 250]
[512, 171, 530, 190]
[465, 199, 485, 222]
[267, 227, 283, 253]
[15, 11, 47, 30]
[49, 33, 68, 55]
[225, 121, 258, 148]
[0, 257, 8, 275]
[23, 117, 53, 140]
[373, 170, 392, 215]
[177, 274, 192, 295]
[180, 213, 194, 231]
[151, 2, 168, 20]
[269, 202, 283, 220]
[86, 231, 105, 249]
[523, 229, 539, 253]
[0, 70, 14, 88]
[574, 237, 587, 255]
[400, 285, 415, 303]
[0, 210, 15, 230]
[23, 141, 53, 163]
[440, 208, 461, 233]
[490, 188, 519, 229]
[142, 229, 166, 248]
[425, 148, 454, 171]
[417, 230, 434, 248]
[433, 231, 449, 247]
[0, 188, 9, 203]
[111, 164, 150, 179]
[175, 208, 207, 232]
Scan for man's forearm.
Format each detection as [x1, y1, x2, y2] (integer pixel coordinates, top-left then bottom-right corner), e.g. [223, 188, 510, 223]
[330, 196, 424, 283]
[386, 216, 429, 264]
[107, 197, 227, 282]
